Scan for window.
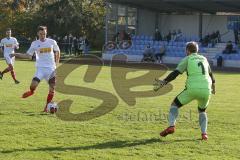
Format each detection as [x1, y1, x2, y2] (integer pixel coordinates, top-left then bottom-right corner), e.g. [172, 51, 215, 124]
[118, 16, 127, 25]
[118, 6, 126, 16]
[106, 4, 137, 42]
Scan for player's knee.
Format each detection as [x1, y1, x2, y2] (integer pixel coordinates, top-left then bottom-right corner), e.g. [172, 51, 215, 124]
[172, 97, 183, 108]
[48, 77, 56, 85]
[198, 107, 206, 112]
[31, 77, 40, 90]
[32, 77, 40, 83]
[8, 65, 13, 71]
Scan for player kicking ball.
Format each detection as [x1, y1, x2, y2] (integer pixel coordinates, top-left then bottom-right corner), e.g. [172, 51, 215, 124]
[154, 41, 215, 140]
[10, 26, 60, 112]
[0, 28, 20, 84]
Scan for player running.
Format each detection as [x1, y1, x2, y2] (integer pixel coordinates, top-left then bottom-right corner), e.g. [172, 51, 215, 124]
[0, 28, 20, 83]
[154, 41, 215, 140]
[10, 26, 60, 112]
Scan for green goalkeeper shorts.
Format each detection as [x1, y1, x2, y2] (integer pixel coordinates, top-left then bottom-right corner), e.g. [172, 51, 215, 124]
[175, 88, 211, 109]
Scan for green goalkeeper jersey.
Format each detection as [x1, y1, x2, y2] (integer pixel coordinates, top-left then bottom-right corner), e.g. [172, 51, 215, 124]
[176, 53, 212, 89]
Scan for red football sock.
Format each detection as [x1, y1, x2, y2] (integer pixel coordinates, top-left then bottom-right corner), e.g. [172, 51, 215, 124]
[22, 86, 36, 98]
[46, 91, 54, 104]
[44, 91, 54, 111]
[10, 70, 17, 81]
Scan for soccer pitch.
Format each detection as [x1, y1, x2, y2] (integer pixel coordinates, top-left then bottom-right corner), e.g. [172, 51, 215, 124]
[0, 60, 239, 160]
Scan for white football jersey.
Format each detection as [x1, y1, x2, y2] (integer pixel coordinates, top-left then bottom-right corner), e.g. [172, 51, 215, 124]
[0, 37, 19, 57]
[27, 38, 60, 69]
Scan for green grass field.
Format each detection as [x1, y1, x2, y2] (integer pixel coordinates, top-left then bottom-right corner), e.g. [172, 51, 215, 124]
[0, 59, 239, 160]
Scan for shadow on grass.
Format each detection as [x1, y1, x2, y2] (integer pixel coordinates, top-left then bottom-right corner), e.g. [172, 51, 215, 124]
[21, 111, 49, 116]
[1, 138, 165, 153]
[164, 138, 200, 143]
[1, 137, 199, 154]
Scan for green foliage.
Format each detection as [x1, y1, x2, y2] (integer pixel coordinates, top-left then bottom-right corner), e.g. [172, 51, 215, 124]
[0, 0, 106, 48]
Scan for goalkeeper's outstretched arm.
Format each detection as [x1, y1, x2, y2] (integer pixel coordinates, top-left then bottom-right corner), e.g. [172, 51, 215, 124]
[163, 70, 181, 84]
[153, 70, 181, 91]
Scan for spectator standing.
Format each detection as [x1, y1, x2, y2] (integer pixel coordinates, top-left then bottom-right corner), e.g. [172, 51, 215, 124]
[154, 28, 162, 41]
[68, 34, 73, 55]
[113, 32, 120, 44]
[216, 30, 221, 43]
[166, 31, 172, 42]
[73, 37, 79, 56]
[175, 29, 183, 41]
[234, 29, 239, 44]
[78, 36, 84, 54]
[62, 36, 68, 55]
[83, 35, 90, 54]
[171, 30, 177, 41]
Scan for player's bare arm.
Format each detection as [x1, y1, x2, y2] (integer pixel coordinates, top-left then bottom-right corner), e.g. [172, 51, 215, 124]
[54, 51, 60, 65]
[14, 44, 19, 50]
[0, 46, 3, 53]
[10, 53, 32, 59]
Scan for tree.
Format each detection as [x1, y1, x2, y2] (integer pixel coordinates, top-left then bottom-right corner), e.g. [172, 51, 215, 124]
[35, 0, 106, 47]
[0, 0, 106, 48]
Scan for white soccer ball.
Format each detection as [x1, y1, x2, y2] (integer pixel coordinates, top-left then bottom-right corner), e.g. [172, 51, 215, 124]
[47, 102, 58, 114]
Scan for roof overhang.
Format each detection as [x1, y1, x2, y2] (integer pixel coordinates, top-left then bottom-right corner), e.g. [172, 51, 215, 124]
[108, 0, 240, 14]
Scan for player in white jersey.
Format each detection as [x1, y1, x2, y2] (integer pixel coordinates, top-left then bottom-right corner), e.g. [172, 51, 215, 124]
[11, 26, 60, 112]
[0, 28, 20, 84]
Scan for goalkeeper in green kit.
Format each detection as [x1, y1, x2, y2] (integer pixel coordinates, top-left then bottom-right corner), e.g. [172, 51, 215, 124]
[154, 41, 215, 140]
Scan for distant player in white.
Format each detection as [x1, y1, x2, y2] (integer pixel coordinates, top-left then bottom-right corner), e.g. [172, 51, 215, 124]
[11, 26, 60, 112]
[0, 28, 20, 83]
